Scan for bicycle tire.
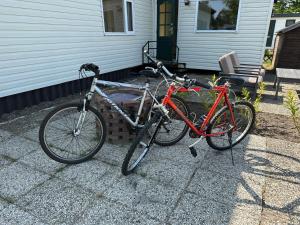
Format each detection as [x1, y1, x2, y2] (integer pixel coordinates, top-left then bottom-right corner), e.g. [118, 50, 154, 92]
[206, 101, 255, 151]
[39, 102, 107, 164]
[122, 111, 162, 176]
[151, 95, 190, 146]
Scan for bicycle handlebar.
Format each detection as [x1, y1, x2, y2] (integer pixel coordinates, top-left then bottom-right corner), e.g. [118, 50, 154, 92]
[144, 51, 211, 90]
[79, 63, 100, 76]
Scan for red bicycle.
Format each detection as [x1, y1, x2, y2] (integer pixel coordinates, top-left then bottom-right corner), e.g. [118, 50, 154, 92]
[121, 53, 256, 175]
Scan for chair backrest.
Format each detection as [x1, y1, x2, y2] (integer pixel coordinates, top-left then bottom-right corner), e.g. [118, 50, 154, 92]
[219, 53, 235, 74]
[228, 51, 240, 67]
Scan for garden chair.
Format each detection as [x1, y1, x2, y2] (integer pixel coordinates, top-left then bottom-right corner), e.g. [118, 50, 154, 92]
[228, 51, 265, 77]
[219, 53, 263, 99]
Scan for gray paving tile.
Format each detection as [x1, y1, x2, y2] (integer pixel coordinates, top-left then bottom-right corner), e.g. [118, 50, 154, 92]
[0, 204, 48, 225]
[0, 129, 13, 143]
[0, 163, 50, 201]
[169, 192, 261, 225]
[260, 208, 293, 225]
[56, 160, 119, 193]
[17, 178, 94, 225]
[0, 155, 13, 169]
[200, 148, 267, 183]
[19, 150, 66, 175]
[95, 143, 129, 166]
[188, 169, 263, 206]
[104, 174, 182, 221]
[136, 158, 196, 190]
[240, 134, 267, 150]
[0, 136, 41, 159]
[21, 127, 40, 142]
[75, 198, 161, 225]
[263, 177, 300, 213]
[147, 141, 206, 165]
[0, 198, 9, 212]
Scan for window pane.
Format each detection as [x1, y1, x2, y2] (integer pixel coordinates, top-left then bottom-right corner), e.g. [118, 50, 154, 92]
[127, 1, 133, 31]
[197, 0, 240, 30]
[103, 0, 124, 32]
[159, 25, 166, 37]
[286, 19, 295, 27]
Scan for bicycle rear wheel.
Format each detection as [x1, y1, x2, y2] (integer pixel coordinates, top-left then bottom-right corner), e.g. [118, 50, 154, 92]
[122, 111, 162, 176]
[206, 101, 255, 150]
[39, 102, 106, 164]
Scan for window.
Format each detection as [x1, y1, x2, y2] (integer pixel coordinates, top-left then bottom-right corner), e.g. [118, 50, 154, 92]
[102, 0, 134, 33]
[196, 0, 240, 31]
[285, 19, 296, 27]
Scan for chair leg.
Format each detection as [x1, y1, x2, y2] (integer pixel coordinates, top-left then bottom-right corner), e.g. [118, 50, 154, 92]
[275, 78, 281, 98]
[273, 76, 277, 88]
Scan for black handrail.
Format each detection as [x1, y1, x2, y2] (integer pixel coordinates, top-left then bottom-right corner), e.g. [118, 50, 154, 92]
[142, 41, 179, 65]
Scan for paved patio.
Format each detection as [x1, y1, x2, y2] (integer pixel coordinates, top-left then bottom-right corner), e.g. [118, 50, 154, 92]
[0, 74, 300, 225]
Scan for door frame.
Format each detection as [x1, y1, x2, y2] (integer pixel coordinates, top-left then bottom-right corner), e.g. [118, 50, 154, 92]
[155, 0, 179, 61]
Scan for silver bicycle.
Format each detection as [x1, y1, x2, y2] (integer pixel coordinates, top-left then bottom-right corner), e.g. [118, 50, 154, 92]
[39, 63, 189, 164]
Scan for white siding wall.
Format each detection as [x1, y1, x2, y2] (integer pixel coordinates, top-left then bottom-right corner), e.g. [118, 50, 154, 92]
[177, 0, 273, 70]
[268, 16, 300, 48]
[0, 0, 153, 97]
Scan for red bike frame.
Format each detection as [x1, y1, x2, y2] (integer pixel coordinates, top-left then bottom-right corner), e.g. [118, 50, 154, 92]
[161, 83, 236, 137]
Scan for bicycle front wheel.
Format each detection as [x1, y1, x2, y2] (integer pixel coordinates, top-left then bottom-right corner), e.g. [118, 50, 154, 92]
[150, 95, 190, 146]
[39, 103, 106, 164]
[122, 111, 162, 176]
[206, 101, 255, 151]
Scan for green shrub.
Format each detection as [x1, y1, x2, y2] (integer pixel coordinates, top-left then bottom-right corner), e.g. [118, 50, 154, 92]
[284, 90, 300, 134]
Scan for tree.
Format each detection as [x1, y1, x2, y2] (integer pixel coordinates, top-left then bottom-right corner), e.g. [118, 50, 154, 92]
[273, 0, 300, 14]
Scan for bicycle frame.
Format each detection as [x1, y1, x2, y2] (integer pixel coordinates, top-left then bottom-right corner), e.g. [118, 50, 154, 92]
[85, 77, 159, 128]
[162, 83, 236, 137]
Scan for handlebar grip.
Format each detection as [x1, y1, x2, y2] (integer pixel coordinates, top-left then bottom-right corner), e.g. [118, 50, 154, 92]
[193, 80, 211, 90]
[80, 63, 100, 75]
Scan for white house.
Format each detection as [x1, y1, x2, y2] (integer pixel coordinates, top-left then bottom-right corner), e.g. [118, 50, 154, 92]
[266, 13, 300, 49]
[0, 0, 273, 116]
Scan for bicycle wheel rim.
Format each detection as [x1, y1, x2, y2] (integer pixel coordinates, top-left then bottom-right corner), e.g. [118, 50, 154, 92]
[208, 103, 254, 149]
[43, 106, 104, 162]
[150, 96, 188, 145]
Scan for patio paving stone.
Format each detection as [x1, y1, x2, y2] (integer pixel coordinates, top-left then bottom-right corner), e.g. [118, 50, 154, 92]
[19, 149, 66, 175]
[17, 178, 95, 225]
[0, 162, 50, 201]
[0, 204, 48, 225]
[95, 143, 129, 167]
[136, 158, 197, 190]
[263, 177, 300, 215]
[0, 154, 13, 169]
[104, 174, 182, 221]
[0, 129, 13, 143]
[200, 148, 267, 184]
[0, 136, 41, 160]
[56, 160, 119, 194]
[20, 126, 40, 142]
[75, 198, 161, 225]
[260, 208, 294, 225]
[168, 192, 261, 225]
[0, 198, 8, 212]
[187, 169, 263, 206]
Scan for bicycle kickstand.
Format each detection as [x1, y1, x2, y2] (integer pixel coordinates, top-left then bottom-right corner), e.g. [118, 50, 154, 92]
[228, 127, 235, 166]
[188, 136, 204, 157]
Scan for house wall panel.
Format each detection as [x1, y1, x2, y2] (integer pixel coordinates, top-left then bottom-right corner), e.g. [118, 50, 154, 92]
[0, 0, 153, 97]
[177, 0, 273, 70]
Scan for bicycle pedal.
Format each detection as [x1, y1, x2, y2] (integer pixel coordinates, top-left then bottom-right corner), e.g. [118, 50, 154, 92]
[189, 146, 197, 157]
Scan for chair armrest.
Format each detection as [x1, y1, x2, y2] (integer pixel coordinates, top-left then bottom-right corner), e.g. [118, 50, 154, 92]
[234, 69, 260, 75]
[234, 66, 261, 71]
[220, 72, 260, 78]
[240, 63, 262, 68]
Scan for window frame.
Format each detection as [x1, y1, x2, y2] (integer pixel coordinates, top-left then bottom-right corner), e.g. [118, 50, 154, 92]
[285, 19, 296, 27]
[101, 0, 135, 36]
[194, 0, 242, 33]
